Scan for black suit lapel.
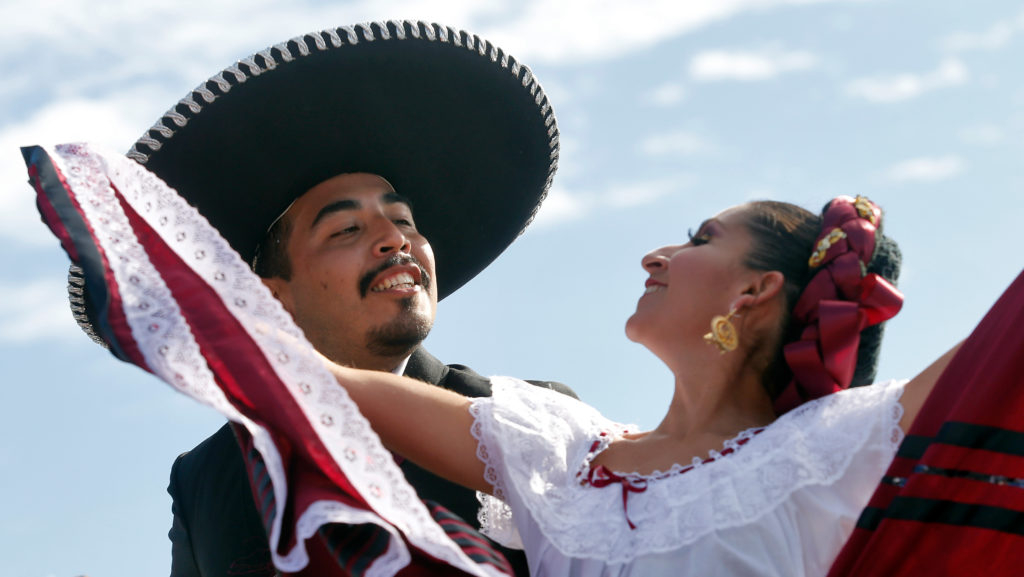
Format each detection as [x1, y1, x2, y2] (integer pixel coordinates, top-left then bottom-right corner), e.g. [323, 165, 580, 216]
[404, 347, 493, 398]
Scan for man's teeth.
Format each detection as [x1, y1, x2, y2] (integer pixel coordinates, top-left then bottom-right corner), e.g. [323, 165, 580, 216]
[372, 272, 416, 292]
[644, 284, 665, 294]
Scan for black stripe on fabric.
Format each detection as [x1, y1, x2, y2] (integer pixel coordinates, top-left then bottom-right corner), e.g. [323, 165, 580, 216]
[857, 465, 1024, 531]
[428, 502, 510, 570]
[896, 434, 933, 459]
[856, 506, 886, 531]
[319, 523, 390, 577]
[246, 448, 276, 527]
[894, 423, 1024, 462]
[880, 475, 907, 488]
[937, 422, 1024, 457]
[879, 497, 1024, 536]
[914, 464, 1024, 488]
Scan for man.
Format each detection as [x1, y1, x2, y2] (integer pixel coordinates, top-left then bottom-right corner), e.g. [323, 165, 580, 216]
[110, 21, 574, 577]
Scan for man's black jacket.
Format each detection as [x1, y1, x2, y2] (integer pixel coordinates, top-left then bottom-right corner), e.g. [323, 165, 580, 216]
[167, 347, 574, 576]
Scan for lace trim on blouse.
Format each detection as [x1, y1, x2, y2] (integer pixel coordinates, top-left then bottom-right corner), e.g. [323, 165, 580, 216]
[578, 426, 765, 484]
[470, 376, 906, 564]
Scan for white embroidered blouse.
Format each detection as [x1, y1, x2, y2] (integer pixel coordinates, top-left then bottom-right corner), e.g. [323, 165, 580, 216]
[470, 377, 907, 577]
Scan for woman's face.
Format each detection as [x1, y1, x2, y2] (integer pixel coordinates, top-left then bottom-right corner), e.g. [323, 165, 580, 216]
[625, 204, 757, 353]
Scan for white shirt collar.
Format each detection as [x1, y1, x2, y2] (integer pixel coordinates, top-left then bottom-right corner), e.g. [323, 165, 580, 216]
[392, 355, 410, 376]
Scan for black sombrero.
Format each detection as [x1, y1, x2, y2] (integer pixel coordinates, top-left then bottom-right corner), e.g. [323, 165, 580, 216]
[67, 20, 559, 344]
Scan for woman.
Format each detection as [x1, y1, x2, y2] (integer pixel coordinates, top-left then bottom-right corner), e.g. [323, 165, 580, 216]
[318, 195, 951, 575]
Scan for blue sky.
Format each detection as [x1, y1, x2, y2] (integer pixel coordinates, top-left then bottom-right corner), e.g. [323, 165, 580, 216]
[2, 1, 1022, 575]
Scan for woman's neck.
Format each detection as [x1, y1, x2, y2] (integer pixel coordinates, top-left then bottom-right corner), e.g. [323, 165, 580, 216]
[593, 348, 776, 477]
[654, 358, 775, 440]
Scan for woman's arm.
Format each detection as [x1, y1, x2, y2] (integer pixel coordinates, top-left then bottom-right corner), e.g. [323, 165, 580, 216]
[898, 340, 963, 432]
[324, 361, 491, 494]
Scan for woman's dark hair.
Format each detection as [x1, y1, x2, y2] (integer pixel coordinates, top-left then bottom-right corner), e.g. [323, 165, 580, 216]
[741, 200, 901, 400]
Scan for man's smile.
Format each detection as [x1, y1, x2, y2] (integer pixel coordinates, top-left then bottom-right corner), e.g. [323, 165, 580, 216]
[371, 269, 420, 293]
[359, 255, 431, 298]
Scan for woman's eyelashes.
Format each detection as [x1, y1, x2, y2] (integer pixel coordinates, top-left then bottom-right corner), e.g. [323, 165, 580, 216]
[687, 228, 711, 246]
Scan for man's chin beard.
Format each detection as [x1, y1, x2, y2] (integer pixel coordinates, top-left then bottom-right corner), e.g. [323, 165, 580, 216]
[366, 298, 433, 358]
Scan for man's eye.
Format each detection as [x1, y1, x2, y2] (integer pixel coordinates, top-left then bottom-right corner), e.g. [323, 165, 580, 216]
[330, 225, 359, 238]
[393, 218, 414, 227]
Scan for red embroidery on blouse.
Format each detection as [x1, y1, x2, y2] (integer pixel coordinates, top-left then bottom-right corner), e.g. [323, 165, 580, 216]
[582, 428, 765, 530]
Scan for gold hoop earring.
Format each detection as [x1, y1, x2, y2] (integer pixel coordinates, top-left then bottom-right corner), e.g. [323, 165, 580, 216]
[704, 308, 739, 353]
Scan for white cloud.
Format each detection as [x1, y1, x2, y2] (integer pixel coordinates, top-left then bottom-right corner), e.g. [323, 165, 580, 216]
[959, 124, 1005, 146]
[942, 9, 1024, 52]
[4, 0, 868, 74]
[0, 278, 81, 343]
[532, 178, 685, 228]
[0, 93, 162, 246]
[0, 0, 502, 112]
[690, 48, 819, 82]
[604, 179, 683, 208]
[645, 83, 687, 107]
[532, 185, 594, 227]
[640, 131, 710, 157]
[481, 0, 864, 64]
[846, 59, 968, 103]
[883, 155, 966, 182]
[0, 0, 865, 156]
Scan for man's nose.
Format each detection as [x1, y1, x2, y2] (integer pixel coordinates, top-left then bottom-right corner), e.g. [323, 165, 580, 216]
[373, 220, 411, 256]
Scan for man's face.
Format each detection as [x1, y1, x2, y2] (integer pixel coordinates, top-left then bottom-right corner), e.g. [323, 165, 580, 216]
[263, 173, 437, 370]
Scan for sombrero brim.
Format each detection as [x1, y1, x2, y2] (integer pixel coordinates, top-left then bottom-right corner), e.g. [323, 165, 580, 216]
[128, 20, 559, 300]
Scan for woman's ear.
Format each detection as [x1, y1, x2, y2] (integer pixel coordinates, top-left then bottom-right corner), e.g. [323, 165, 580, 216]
[739, 270, 785, 310]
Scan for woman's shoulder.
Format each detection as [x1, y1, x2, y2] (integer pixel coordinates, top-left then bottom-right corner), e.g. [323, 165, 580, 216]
[477, 375, 627, 435]
[779, 378, 908, 436]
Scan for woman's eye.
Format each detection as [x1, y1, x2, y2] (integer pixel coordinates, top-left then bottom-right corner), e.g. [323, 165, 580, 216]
[393, 218, 414, 227]
[687, 228, 711, 246]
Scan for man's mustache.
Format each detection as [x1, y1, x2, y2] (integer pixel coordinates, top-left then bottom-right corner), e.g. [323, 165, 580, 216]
[358, 254, 432, 298]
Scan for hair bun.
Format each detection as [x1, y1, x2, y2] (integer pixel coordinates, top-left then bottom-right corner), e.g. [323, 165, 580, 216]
[851, 232, 902, 387]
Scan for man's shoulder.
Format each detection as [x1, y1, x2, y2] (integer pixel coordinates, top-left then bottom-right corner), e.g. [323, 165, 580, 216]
[409, 347, 577, 399]
[521, 378, 577, 399]
[169, 423, 245, 490]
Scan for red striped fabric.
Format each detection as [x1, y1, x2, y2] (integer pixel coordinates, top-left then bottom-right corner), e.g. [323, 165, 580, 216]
[829, 269, 1024, 577]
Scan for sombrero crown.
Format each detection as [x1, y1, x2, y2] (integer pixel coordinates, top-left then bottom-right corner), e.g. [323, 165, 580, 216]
[68, 20, 559, 343]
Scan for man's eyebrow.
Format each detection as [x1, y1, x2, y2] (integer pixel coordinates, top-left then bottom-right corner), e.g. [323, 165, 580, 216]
[310, 199, 359, 230]
[383, 191, 413, 210]
[309, 192, 413, 230]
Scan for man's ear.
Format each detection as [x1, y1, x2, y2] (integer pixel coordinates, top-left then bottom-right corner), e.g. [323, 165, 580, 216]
[261, 276, 294, 315]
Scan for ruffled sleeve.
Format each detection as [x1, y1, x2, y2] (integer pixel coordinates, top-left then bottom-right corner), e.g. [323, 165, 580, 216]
[469, 376, 627, 549]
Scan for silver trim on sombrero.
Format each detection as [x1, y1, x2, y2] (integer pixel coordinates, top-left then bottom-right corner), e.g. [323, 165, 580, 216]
[59, 20, 559, 348]
[126, 20, 560, 231]
[68, 264, 109, 349]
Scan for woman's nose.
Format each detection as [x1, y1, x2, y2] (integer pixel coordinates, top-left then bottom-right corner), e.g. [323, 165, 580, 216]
[641, 248, 670, 272]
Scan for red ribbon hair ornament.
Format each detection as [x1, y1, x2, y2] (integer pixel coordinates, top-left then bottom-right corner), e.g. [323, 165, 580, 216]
[773, 196, 904, 415]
